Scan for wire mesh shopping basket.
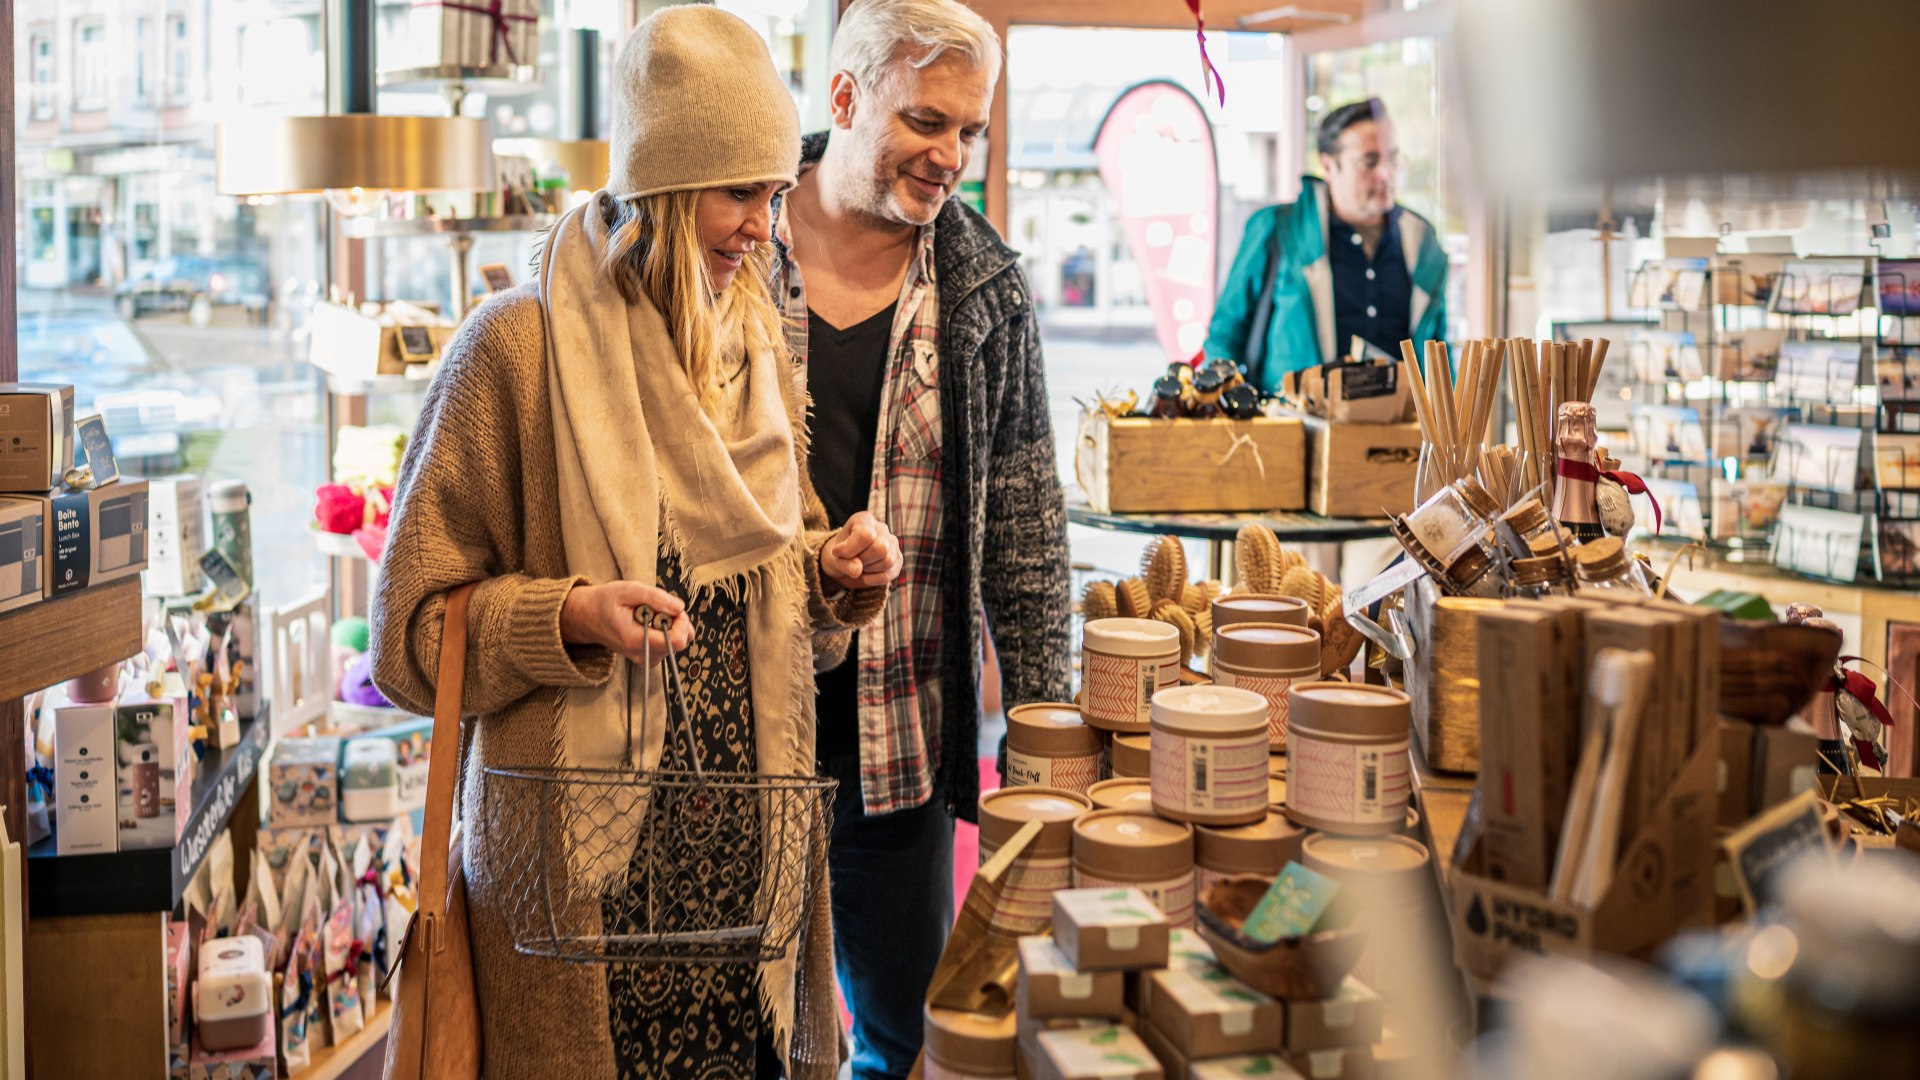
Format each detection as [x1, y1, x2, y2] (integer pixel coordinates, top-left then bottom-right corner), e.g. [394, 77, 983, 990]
[479, 609, 835, 966]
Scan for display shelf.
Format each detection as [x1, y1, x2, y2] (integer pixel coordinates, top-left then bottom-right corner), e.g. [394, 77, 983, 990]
[340, 214, 555, 240]
[315, 530, 376, 563]
[26, 708, 270, 917]
[300, 1000, 393, 1080]
[0, 577, 144, 702]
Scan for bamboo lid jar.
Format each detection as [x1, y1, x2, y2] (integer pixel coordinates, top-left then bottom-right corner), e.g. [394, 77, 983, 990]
[1005, 702, 1102, 793]
[1071, 808, 1197, 928]
[1208, 623, 1322, 750]
[1148, 685, 1272, 827]
[1081, 618, 1182, 733]
[1283, 682, 1413, 836]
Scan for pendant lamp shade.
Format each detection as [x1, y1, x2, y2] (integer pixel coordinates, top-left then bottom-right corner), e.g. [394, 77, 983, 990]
[492, 138, 610, 193]
[215, 115, 494, 195]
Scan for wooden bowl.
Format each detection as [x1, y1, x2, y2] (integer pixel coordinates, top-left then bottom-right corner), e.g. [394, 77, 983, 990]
[1718, 619, 1841, 726]
[1193, 874, 1367, 1000]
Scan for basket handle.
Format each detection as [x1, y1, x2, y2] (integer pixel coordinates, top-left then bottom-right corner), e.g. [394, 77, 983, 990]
[629, 606, 704, 775]
[419, 582, 478, 922]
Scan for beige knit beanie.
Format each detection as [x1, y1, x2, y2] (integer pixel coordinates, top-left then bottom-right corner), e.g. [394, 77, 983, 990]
[607, 5, 801, 199]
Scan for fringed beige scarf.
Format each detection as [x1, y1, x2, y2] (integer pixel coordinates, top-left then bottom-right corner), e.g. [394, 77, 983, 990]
[538, 194, 824, 1065]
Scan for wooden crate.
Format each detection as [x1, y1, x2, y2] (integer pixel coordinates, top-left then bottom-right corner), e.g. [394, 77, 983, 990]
[1300, 414, 1421, 519]
[1074, 414, 1304, 514]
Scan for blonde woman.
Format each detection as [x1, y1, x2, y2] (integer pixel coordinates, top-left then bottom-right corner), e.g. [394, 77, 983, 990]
[370, 8, 899, 1078]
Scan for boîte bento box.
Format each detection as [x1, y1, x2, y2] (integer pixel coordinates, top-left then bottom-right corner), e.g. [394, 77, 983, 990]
[1075, 413, 1305, 514]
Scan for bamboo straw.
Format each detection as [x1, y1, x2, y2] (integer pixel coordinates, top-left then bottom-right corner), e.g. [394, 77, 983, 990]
[1575, 339, 1593, 404]
[1431, 340, 1461, 472]
[1399, 339, 1439, 447]
[1508, 337, 1540, 491]
[1585, 338, 1612, 401]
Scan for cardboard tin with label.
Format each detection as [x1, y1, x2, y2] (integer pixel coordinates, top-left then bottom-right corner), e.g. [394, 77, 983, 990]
[1017, 935, 1126, 1020]
[1109, 733, 1151, 779]
[981, 787, 1092, 935]
[1007, 703, 1103, 793]
[1150, 685, 1271, 827]
[1082, 619, 1182, 733]
[1284, 683, 1412, 836]
[1051, 886, 1171, 972]
[1283, 978, 1383, 1053]
[1071, 810, 1197, 928]
[1196, 811, 1308, 897]
[1210, 623, 1322, 750]
[0, 497, 45, 613]
[0, 383, 75, 493]
[1033, 1024, 1164, 1080]
[1145, 963, 1282, 1058]
[1212, 594, 1310, 631]
[924, 1003, 1017, 1079]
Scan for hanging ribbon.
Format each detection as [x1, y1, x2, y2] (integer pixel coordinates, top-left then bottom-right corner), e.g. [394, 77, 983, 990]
[1557, 458, 1664, 534]
[1185, 0, 1226, 106]
[1828, 656, 1910, 773]
[411, 0, 537, 66]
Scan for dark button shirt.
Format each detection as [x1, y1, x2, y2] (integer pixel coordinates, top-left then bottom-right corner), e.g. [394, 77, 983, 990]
[806, 302, 897, 762]
[1328, 207, 1412, 360]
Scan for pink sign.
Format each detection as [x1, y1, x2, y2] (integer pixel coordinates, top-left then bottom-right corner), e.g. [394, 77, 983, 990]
[1093, 80, 1221, 363]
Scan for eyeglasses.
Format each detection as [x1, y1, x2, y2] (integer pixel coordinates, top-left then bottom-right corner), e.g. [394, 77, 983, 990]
[1343, 149, 1402, 173]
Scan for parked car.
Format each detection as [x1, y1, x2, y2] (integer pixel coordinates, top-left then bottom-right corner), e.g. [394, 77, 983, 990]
[115, 256, 271, 318]
[18, 309, 226, 472]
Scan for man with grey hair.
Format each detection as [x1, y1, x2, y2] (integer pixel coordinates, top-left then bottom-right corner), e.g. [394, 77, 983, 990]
[775, 1, 1072, 1075]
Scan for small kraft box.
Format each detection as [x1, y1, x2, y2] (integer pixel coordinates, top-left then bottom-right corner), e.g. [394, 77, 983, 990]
[145, 475, 207, 597]
[26, 479, 151, 594]
[1297, 414, 1420, 519]
[1144, 963, 1282, 1058]
[1449, 738, 1719, 981]
[116, 685, 192, 850]
[55, 698, 119, 855]
[1051, 887, 1171, 972]
[267, 737, 341, 828]
[1018, 936, 1127, 1020]
[1074, 413, 1305, 514]
[1282, 978, 1383, 1054]
[1753, 722, 1821, 812]
[1034, 1025, 1163, 1080]
[400, 0, 538, 72]
[0, 383, 75, 493]
[0, 497, 44, 614]
[1284, 1047, 1377, 1080]
[1192, 1056, 1309, 1080]
[1134, 926, 1218, 1017]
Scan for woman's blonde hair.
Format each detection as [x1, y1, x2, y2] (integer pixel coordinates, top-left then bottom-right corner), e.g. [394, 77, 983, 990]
[599, 190, 785, 413]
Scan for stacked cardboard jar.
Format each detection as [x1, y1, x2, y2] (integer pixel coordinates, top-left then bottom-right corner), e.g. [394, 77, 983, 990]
[1070, 809, 1197, 928]
[1209, 622, 1321, 751]
[1148, 685, 1271, 827]
[1004, 702, 1102, 794]
[978, 787, 1093, 935]
[1080, 619, 1181, 734]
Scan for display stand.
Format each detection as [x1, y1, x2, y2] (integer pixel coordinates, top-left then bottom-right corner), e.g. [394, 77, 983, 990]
[1066, 502, 1393, 583]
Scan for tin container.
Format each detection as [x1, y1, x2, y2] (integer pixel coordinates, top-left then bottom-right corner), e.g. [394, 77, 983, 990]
[1283, 682, 1413, 836]
[1194, 811, 1307, 896]
[1071, 808, 1197, 928]
[924, 1003, 1017, 1079]
[979, 787, 1092, 935]
[1005, 702, 1103, 793]
[1081, 618, 1182, 733]
[1301, 833, 1433, 989]
[1108, 732, 1151, 779]
[1086, 777, 1156, 813]
[1149, 685, 1271, 827]
[1208, 623, 1322, 750]
[1211, 594, 1311, 631]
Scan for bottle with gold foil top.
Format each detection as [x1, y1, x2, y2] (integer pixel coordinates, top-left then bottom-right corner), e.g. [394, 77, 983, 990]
[1550, 402, 1607, 543]
[1570, 536, 1651, 595]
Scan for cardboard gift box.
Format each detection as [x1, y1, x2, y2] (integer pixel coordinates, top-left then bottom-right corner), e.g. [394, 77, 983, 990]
[1282, 978, 1383, 1054]
[1034, 1025, 1163, 1080]
[267, 737, 341, 828]
[1296, 414, 1419, 519]
[116, 682, 193, 851]
[1284, 1046, 1377, 1080]
[1074, 413, 1305, 514]
[1449, 738, 1719, 980]
[145, 475, 207, 597]
[1144, 963, 1283, 1058]
[1192, 1055, 1309, 1080]
[1134, 927, 1218, 1016]
[400, 0, 539, 72]
[0, 383, 75, 493]
[1052, 888, 1171, 972]
[54, 697, 118, 856]
[1019, 936, 1127, 1020]
[18, 479, 151, 595]
[0, 497, 45, 614]
[1281, 362, 1416, 425]
[1752, 722, 1820, 812]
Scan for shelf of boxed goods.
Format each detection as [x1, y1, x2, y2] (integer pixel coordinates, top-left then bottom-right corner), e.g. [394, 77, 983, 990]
[302, 1000, 393, 1080]
[26, 707, 270, 918]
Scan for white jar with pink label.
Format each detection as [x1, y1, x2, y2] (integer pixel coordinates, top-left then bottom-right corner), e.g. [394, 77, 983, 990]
[1148, 684, 1271, 828]
[1283, 681, 1413, 836]
[1208, 622, 1321, 751]
[1080, 618, 1181, 733]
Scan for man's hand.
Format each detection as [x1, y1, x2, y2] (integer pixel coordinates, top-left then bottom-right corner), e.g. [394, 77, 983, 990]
[822, 511, 904, 592]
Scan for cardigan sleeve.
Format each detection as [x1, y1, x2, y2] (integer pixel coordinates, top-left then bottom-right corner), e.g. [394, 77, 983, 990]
[979, 278, 1075, 710]
[370, 307, 616, 719]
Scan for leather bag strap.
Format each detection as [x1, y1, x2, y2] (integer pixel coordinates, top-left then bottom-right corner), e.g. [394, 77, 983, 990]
[416, 583, 477, 925]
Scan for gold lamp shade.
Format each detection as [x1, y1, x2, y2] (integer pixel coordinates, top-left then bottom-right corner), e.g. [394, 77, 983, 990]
[492, 138, 611, 192]
[215, 115, 494, 195]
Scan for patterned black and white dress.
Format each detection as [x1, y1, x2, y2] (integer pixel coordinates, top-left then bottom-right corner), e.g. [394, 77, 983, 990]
[604, 546, 775, 1078]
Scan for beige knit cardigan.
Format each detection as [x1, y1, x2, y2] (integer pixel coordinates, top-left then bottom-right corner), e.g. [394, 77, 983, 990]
[370, 285, 881, 1079]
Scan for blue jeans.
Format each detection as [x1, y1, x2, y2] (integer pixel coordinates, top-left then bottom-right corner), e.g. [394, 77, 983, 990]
[822, 752, 956, 1080]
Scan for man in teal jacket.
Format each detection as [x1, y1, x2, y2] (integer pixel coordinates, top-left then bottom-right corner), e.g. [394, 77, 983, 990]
[1207, 99, 1448, 393]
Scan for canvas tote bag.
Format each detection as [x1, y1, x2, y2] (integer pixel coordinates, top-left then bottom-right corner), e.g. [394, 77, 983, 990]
[382, 583, 481, 1080]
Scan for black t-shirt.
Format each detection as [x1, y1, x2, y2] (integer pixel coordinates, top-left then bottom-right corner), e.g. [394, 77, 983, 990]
[806, 302, 896, 762]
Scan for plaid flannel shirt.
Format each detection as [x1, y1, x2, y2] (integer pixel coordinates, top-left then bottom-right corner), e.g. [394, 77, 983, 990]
[774, 212, 947, 815]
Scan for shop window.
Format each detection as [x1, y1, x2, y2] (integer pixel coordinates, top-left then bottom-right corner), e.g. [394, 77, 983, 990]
[14, 0, 331, 609]
[75, 20, 109, 111]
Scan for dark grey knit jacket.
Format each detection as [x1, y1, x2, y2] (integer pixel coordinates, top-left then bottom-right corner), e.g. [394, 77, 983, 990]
[799, 133, 1073, 822]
